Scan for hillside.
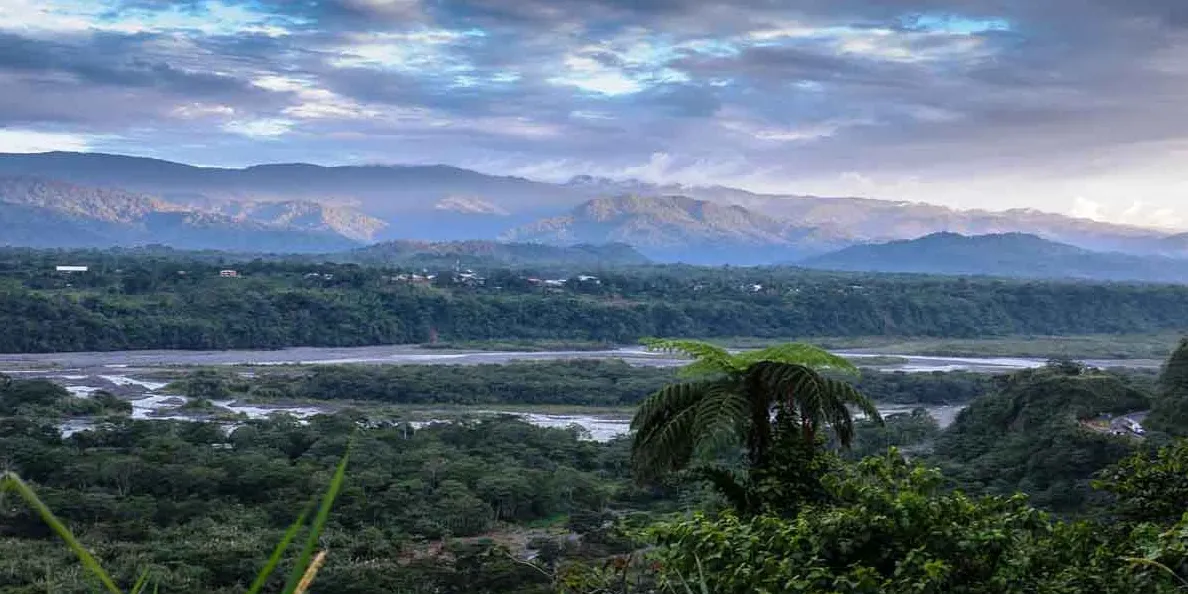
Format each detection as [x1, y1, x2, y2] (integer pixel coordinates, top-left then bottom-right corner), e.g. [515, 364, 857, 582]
[204, 200, 387, 242]
[0, 177, 362, 252]
[933, 364, 1152, 512]
[502, 195, 848, 264]
[800, 232, 1188, 283]
[345, 240, 650, 268]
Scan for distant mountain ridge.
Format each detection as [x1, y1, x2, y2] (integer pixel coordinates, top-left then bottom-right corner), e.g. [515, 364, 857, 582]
[502, 195, 850, 264]
[1, 151, 1186, 265]
[799, 232, 1188, 283]
[0, 176, 365, 252]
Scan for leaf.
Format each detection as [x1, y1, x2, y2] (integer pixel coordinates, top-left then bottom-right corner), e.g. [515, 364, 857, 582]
[281, 449, 350, 594]
[631, 382, 710, 478]
[246, 499, 316, 594]
[641, 339, 737, 377]
[130, 568, 151, 594]
[734, 344, 859, 374]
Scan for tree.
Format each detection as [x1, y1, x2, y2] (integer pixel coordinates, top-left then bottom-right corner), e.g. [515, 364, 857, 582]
[629, 339, 880, 512]
[1149, 337, 1188, 436]
[646, 452, 1188, 594]
[1095, 439, 1188, 527]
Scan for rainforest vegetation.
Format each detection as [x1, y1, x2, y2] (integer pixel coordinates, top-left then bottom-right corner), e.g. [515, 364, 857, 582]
[1, 247, 1187, 352]
[2, 339, 1187, 592]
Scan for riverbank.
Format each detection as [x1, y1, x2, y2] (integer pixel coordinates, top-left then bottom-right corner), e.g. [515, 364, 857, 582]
[712, 332, 1184, 360]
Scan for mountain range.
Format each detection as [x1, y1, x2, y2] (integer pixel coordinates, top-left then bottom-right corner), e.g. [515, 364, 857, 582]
[0, 177, 362, 252]
[800, 232, 1188, 283]
[2, 151, 1187, 273]
[500, 195, 849, 264]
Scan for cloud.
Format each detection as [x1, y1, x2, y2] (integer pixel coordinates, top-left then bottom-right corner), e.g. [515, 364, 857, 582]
[0, 128, 95, 152]
[222, 118, 294, 137]
[0, 0, 1187, 226]
[1071, 197, 1106, 222]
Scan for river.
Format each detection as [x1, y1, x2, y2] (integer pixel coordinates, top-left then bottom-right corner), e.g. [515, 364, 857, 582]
[0, 345, 1160, 441]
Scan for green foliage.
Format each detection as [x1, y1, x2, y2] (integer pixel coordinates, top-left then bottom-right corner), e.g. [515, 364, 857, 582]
[0, 404, 651, 593]
[4, 248, 1188, 352]
[181, 370, 233, 401]
[1095, 439, 1188, 527]
[647, 451, 1188, 594]
[0, 374, 130, 418]
[0, 448, 350, 594]
[847, 408, 941, 459]
[188, 360, 987, 409]
[631, 341, 875, 478]
[1150, 337, 1188, 436]
[933, 363, 1152, 513]
[631, 340, 879, 516]
[268, 360, 673, 407]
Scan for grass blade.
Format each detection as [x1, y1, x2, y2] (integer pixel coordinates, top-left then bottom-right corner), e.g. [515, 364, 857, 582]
[129, 568, 151, 594]
[1, 472, 122, 594]
[245, 500, 315, 594]
[281, 450, 350, 594]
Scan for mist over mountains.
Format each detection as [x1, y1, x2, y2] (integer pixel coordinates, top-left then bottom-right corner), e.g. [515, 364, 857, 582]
[1, 151, 1186, 277]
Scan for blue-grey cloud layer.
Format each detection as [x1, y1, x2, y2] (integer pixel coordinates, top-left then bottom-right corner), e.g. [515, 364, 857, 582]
[2, 0, 1187, 226]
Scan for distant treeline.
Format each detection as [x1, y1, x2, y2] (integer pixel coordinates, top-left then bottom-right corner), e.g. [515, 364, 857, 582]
[187, 361, 995, 407]
[1, 249, 1187, 352]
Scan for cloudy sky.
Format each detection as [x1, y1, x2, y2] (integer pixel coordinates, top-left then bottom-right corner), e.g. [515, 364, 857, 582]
[2, 0, 1187, 228]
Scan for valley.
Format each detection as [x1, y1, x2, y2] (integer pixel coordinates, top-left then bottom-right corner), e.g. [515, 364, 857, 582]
[2, 245, 1186, 594]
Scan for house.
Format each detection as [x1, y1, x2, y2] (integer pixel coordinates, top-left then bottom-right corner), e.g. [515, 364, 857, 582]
[55, 265, 88, 273]
[455, 271, 485, 286]
[526, 278, 567, 288]
[392, 273, 434, 285]
[219, 270, 239, 278]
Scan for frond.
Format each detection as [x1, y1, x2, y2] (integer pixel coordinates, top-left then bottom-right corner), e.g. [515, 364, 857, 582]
[734, 343, 858, 374]
[832, 377, 882, 425]
[630, 381, 715, 478]
[691, 385, 749, 454]
[747, 360, 819, 408]
[745, 361, 876, 449]
[641, 338, 739, 377]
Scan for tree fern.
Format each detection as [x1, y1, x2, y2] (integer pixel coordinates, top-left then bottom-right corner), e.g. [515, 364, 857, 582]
[631, 339, 880, 487]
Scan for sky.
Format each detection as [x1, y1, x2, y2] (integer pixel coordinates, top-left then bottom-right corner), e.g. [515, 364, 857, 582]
[1, 0, 1187, 229]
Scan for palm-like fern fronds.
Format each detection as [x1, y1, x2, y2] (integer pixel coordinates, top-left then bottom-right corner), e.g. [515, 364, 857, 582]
[642, 338, 739, 377]
[631, 382, 718, 477]
[734, 344, 859, 374]
[631, 339, 877, 486]
[747, 361, 881, 447]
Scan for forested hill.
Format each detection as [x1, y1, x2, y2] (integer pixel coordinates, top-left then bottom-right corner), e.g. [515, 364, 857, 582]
[800, 232, 1188, 283]
[2, 250, 1188, 352]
